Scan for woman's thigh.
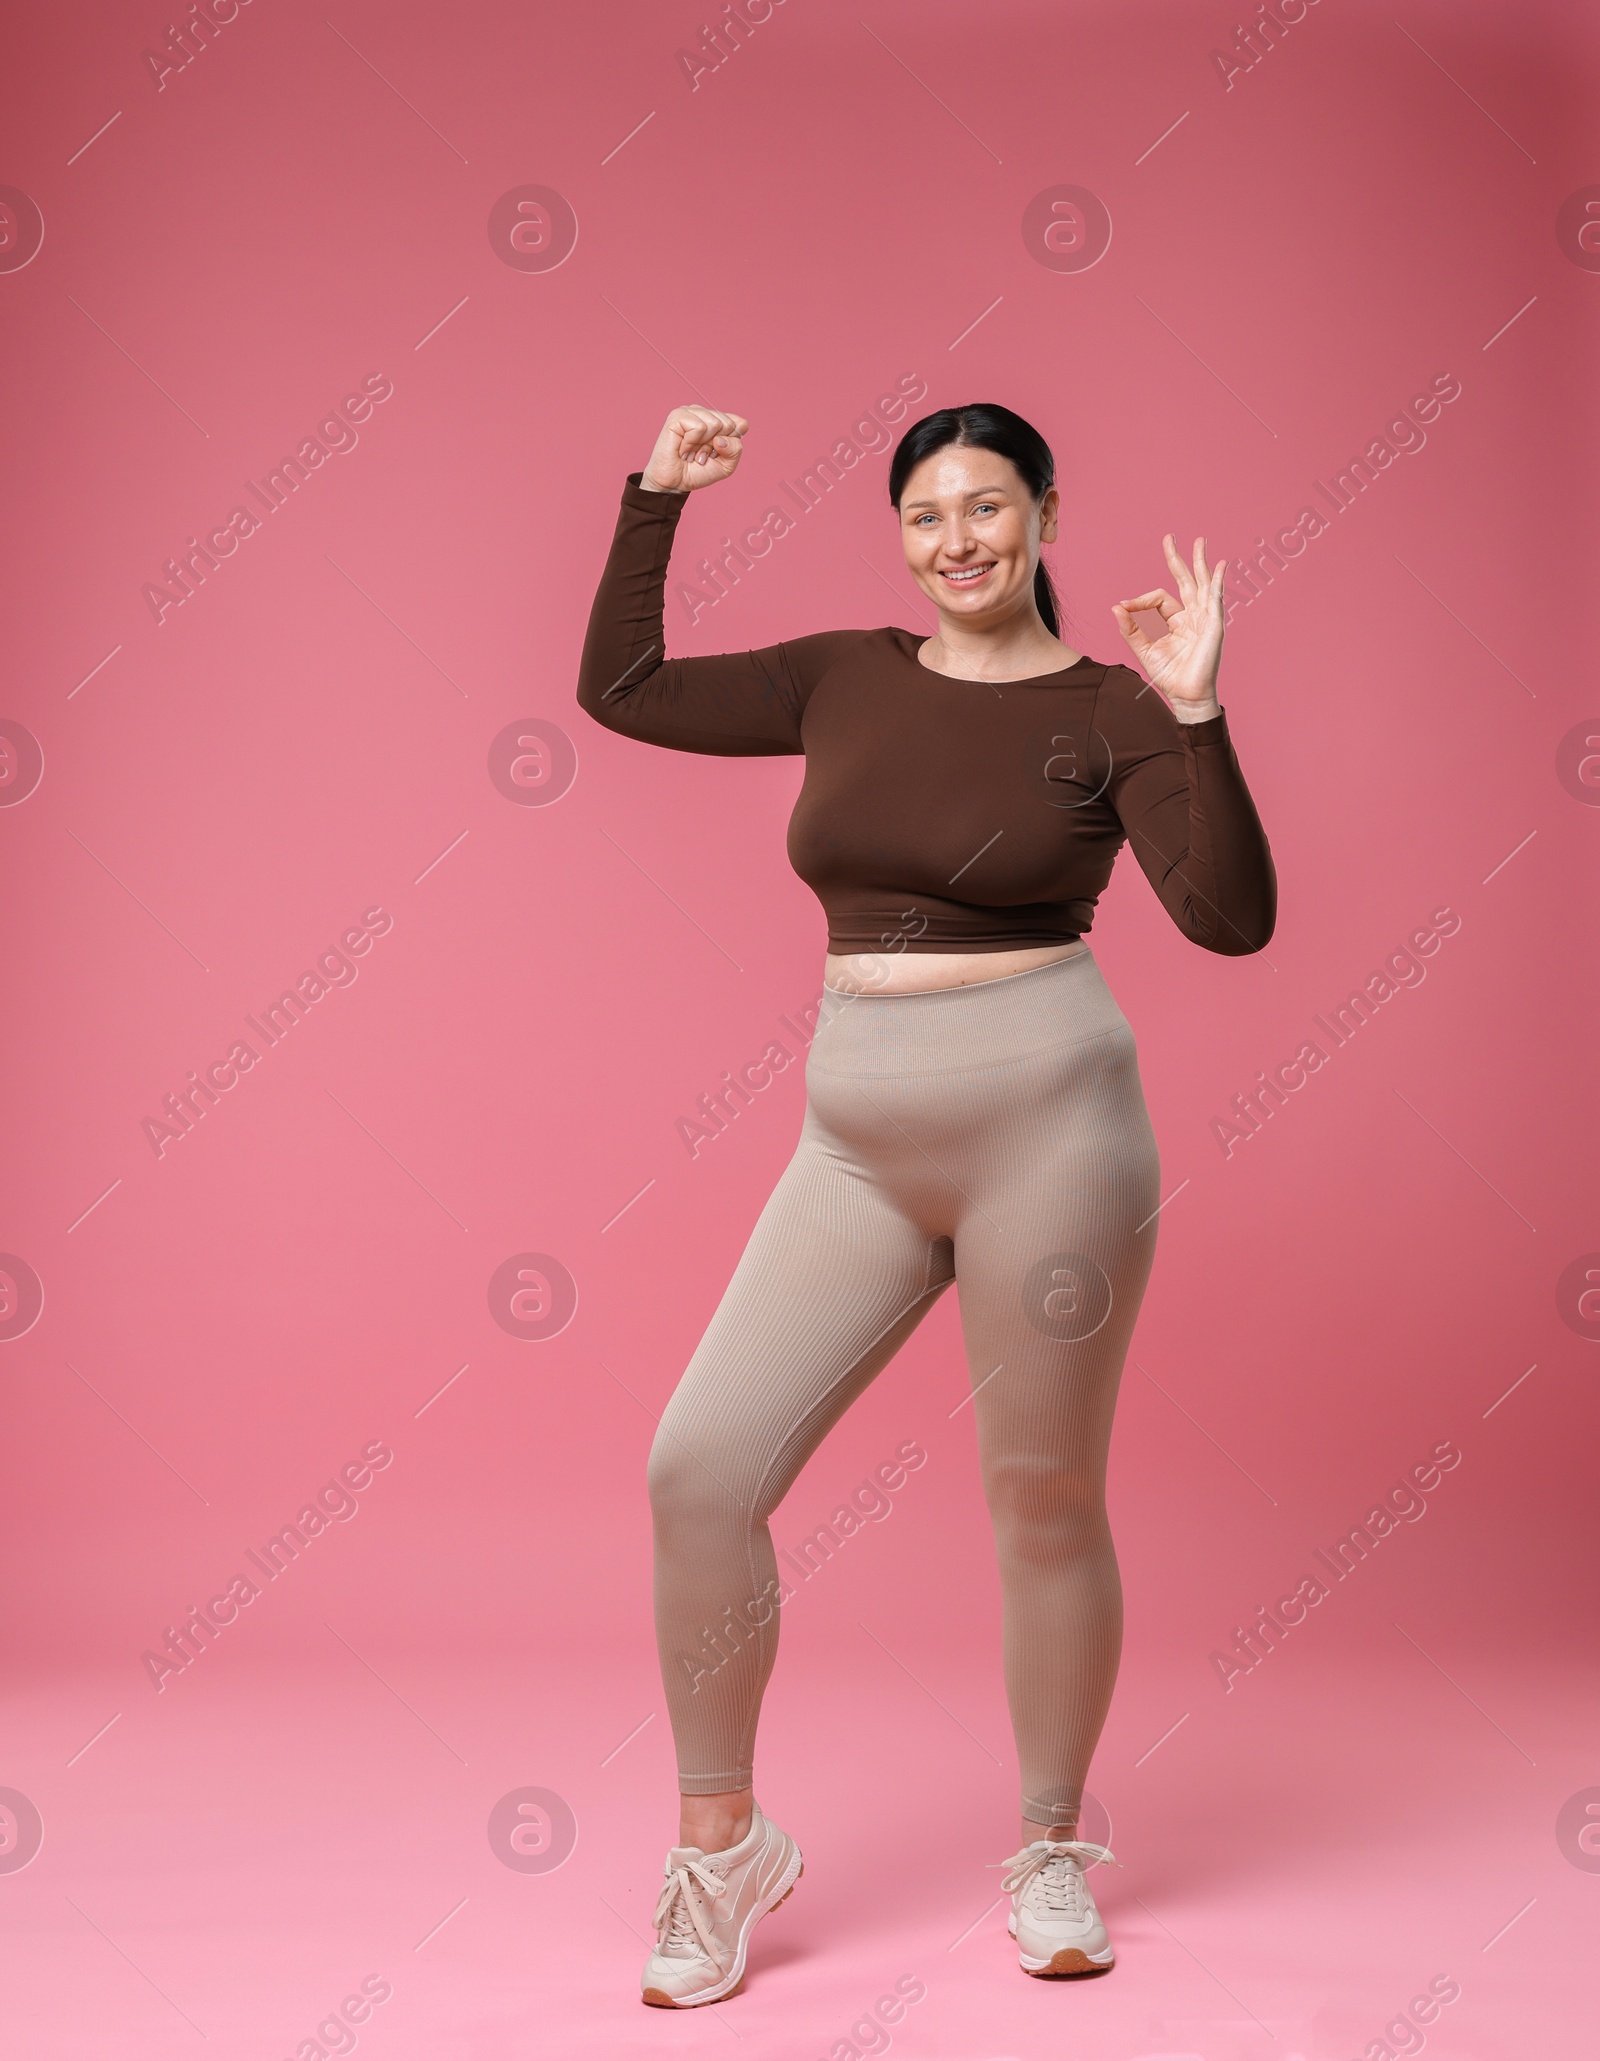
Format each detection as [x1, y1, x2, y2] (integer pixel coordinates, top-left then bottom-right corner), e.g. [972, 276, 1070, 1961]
[947, 1023, 1162, 1494]
[650, 1112, 956, 1526]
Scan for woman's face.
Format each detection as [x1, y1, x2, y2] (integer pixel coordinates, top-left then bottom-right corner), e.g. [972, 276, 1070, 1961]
[897, 445, 1058, 628]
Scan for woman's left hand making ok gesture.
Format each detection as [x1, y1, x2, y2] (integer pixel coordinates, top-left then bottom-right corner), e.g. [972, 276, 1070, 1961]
[1111, 535, 1227, 721]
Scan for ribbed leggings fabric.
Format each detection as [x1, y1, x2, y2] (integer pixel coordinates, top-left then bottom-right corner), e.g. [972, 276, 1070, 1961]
[647, 947, 1162, 1827]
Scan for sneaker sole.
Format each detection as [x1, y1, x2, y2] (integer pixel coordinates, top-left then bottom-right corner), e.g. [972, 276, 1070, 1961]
[1019, 1944, 1115, 1977]
[641, 1853, 804, 2008]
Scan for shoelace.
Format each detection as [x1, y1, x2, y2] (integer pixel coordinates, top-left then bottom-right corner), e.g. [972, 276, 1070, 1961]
[994, 1839, 1119, 1917]
[653, 1856, 729, 1960]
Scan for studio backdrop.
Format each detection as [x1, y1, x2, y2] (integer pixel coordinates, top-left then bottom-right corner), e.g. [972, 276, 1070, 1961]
[1, 2, 1594, 2057]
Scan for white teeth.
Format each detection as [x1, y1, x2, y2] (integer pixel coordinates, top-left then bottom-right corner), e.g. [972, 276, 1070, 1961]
[942, 565, 992, 581]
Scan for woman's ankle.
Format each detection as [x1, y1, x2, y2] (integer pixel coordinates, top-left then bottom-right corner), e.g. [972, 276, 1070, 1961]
[680, 1788, 754, 1853]
[1022, 1819, 1079, 1846]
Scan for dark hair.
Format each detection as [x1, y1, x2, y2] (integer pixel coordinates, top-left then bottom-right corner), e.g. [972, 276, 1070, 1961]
[887, 402, 1063, 637]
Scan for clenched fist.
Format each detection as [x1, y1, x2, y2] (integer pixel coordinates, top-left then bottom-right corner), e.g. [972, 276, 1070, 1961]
[640, 405, 749, 494]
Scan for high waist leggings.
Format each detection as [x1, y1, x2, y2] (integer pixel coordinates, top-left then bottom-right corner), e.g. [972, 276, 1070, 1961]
[647, 947, 1162, 1827]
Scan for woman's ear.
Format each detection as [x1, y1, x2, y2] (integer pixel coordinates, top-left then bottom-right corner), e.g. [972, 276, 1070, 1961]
[1039, 484, 1060, 545]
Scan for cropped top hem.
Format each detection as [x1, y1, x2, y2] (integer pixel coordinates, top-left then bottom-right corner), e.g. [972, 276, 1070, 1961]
[825, 932, 1084, 956]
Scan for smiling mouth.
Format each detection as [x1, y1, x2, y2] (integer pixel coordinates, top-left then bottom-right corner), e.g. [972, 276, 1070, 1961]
[938, 562, 996, 584]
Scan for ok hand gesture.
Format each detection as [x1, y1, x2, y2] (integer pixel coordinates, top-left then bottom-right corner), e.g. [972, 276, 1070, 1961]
[1111, 536, 1227, 717]
[640, 406, 749, 494]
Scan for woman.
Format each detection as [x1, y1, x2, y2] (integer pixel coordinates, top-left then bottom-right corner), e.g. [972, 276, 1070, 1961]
[575, 401, 1276, 2005]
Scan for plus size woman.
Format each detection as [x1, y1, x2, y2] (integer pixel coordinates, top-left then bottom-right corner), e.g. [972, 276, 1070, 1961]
[575, 401, 1276, 2006]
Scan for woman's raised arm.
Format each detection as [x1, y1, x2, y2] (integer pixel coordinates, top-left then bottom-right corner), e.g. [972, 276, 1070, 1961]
[576, 406, 866, 757]
[1105, 535, 1277, 954]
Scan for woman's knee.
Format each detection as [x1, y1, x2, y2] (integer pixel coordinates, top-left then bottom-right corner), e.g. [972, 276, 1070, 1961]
[985, 1455, 1108, 1560]
[647, 1424, 742, 1533]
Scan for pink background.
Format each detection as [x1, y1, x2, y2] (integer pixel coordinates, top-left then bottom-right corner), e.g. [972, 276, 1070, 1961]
[2, 1, 1596, 2054]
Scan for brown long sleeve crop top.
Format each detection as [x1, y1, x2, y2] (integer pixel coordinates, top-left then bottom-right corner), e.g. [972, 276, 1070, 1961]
[576, 472, 1277, 958]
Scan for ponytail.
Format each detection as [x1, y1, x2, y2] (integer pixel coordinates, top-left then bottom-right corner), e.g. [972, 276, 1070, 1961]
[1033, 559, 1060, 638]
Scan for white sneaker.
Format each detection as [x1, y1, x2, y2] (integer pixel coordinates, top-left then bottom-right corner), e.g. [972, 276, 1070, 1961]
[999, 1837, 1118, 1976]
[640, 1803, 803, 2007]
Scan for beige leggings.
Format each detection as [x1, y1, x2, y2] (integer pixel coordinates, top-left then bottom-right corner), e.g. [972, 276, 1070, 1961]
[647, 948, 1161, 1827]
